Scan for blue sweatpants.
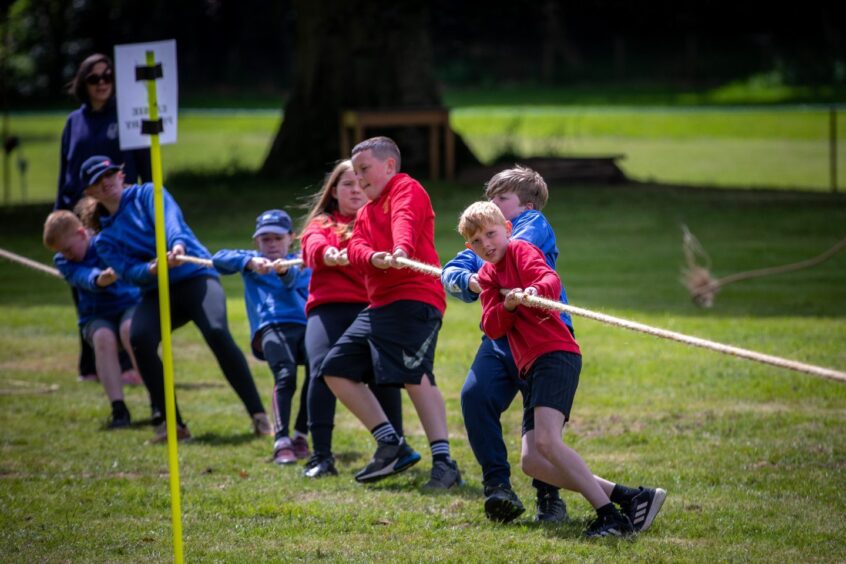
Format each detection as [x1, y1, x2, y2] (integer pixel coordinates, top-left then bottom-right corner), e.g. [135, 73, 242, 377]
[460, 335, 558, 494]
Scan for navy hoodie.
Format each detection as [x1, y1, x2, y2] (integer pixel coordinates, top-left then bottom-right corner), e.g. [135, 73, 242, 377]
[56, 98, 151, 211]
[95, 183, 218, 293]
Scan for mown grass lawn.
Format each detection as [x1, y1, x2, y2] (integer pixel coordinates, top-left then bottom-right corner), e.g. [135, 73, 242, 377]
[1, 175, 844, 561]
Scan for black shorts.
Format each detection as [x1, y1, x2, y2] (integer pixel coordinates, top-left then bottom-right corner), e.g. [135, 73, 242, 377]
[319, 300, 442, 387]
[522, 351, 581, 434]
[82, 307, 136, 347]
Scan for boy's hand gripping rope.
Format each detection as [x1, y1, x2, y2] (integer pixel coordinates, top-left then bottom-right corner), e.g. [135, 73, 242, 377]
[393, 255, 846, 384]
[173, 255, 303, 270]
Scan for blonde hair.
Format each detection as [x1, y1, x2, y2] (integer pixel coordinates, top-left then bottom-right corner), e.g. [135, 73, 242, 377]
[458, 201, 507, 240]
[484, 165, 548, 210]
[74, 196, 107, 233]
[301, 160, 355, 240]
[43, 210, 82, 249]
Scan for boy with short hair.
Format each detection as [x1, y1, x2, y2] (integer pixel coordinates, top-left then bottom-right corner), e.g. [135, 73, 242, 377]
[213, 209, 312, 465]
[43, 210, 142, 428]
[442, 165, 571, 522]
[458, 201, 666, 537]
[320, 136, 461, 488]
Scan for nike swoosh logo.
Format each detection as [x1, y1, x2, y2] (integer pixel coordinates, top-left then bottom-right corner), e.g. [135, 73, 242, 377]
[402, 324, 438, 369]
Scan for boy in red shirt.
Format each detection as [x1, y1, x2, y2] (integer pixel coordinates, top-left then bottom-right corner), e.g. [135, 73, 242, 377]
[459, 201, 666, 537]
[321, 137, 461, 489]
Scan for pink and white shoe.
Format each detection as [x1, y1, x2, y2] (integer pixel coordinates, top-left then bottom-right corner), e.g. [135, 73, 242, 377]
[273, 437, 297, 465]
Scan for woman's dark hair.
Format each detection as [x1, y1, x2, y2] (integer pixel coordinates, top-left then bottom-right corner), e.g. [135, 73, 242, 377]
[68, 53, 113, 103]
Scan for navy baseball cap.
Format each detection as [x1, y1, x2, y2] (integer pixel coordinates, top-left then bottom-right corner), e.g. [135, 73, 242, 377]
[253, 209, 293, 238]
[80, 155, 122, 188]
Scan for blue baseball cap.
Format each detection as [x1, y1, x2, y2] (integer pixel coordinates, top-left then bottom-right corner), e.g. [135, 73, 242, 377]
[253, 209, 293, 238]
[80, 155, 122, 188]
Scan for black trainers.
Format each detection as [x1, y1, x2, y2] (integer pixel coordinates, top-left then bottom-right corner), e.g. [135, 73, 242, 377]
[536, 492, 568, 523]
[354, 438, 421, 483]
[107, 410, 131, 429]
[303, 455, 338, 479]
[484, 484, 525, 523]
[584, 511, 634, 538]
[620, 486, 667, 532]
[423, 459, 463, 489]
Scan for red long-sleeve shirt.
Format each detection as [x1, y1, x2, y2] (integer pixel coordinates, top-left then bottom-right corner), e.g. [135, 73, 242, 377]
[301, 211, 369, 314]
[478, 240, 580, 373]
[347, 173, 446, 313]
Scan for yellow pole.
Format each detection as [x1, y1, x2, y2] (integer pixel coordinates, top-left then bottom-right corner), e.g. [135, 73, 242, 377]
[144, 49, 184, 564]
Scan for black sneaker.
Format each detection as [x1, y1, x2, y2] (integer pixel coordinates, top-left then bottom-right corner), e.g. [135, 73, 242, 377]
[584, 511, 634, 538]
[354, 438, 421, 483]
[536, 492, 568, 523]
[423, 459, 463, 489]
[303, 455, 338, 479]
[620, 486, 666, 532]
[108, 410, 131, 429]
[484, 484, 525, 523]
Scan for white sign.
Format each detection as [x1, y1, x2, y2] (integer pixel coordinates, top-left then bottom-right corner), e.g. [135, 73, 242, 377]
[114, 40, 178, 150]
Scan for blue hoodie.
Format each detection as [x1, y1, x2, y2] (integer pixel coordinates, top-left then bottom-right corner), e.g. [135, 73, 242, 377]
[212, 249, 311, 359]
[54, 235, 141, 326]
[95, 183, 218, 293]
[442, 208, 573, 330]
[56, 98, 151, 211]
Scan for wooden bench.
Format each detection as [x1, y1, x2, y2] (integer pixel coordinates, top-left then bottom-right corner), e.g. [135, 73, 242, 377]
[339, 108, 455, 181]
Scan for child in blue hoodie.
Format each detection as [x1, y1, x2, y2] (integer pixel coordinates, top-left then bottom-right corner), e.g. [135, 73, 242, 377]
[77, 155, 271, 443]
[441, 166, 574, 524]
[213, 210, 313, 465]
[43, 210, 142, 428]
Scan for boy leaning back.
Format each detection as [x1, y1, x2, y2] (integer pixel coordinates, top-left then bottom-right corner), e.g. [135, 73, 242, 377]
[320, 136, 462, 488]
[213, 209, 312, 465]
[458, 201, 666, 537]
[442, 166, 571, 523]
[44, 210, 142, 428]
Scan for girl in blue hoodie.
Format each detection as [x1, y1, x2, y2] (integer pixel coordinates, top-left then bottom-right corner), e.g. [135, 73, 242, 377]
[78, 155, 271, 443]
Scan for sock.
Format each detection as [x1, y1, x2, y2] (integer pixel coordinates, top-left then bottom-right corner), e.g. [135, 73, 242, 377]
[610, 484, 641, 505]
[430, 439, 451, 463]
[534, 480, 560, 499]
[292, 429, 307, 440]
[596, 503, 619, 519]
[111, 399, 128, 415]
[370, 422, 400, 445]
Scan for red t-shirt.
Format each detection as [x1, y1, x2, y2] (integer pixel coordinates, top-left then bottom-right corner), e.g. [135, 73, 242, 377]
[301, 211, 368, 314]
[478, 239, 580, 373]
[347, 173, 446, 313]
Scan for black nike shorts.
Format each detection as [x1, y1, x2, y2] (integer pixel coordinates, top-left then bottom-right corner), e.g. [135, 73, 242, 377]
[319, 300, 442, 387]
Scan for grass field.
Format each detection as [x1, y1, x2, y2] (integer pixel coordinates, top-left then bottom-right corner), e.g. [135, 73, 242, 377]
[2, 104, 844, 206]
[1, 173, 845, 560]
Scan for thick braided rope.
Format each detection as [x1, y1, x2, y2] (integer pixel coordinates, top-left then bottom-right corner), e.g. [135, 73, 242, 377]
[174, 255, 303, 270]
[0, 247, 63, 279]
[395, 255, 846, 384]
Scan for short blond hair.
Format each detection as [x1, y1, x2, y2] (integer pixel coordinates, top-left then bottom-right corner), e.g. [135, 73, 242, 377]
[484, 165, 548, 210]
[458, 201, 507, 240]
[43, 210, 82, 249]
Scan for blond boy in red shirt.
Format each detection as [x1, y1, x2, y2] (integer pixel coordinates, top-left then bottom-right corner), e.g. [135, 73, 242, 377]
[459, 200, 666, 536]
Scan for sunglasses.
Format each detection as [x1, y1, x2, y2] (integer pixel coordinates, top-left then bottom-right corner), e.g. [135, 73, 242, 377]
[85, 70, 114, 85]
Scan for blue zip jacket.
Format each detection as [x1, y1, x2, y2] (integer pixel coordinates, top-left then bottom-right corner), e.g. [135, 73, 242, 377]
[54, 235, 141, 326]
[56, 98, 151, 211]
[442, 208, 573, 330]
[95, 183, 218, 293]
[212, 249, 311, 359]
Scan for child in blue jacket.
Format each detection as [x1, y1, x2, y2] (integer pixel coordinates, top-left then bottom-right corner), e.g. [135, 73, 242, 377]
[43, 210, 142, 428]
[78, 155, 270, 443]
[441, 166, 574, 524]
[213, 210, 313, 465]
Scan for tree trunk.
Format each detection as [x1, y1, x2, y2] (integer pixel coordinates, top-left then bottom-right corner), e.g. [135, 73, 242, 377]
[261, 0, 479, 179]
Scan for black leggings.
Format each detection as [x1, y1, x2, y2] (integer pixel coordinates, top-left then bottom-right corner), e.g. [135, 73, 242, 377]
[260, 323, 310, 440]
[131, 276, 265, 426]
[305, 302, 403, 458]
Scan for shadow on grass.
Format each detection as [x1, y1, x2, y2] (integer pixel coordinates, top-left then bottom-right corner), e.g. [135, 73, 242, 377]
[189, 431, 261, 446]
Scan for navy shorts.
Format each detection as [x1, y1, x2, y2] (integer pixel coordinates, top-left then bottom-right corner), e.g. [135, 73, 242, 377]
[522, 350, 581, 434]
[319, 300, 442, 387]
[82, 307, 136, 347]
